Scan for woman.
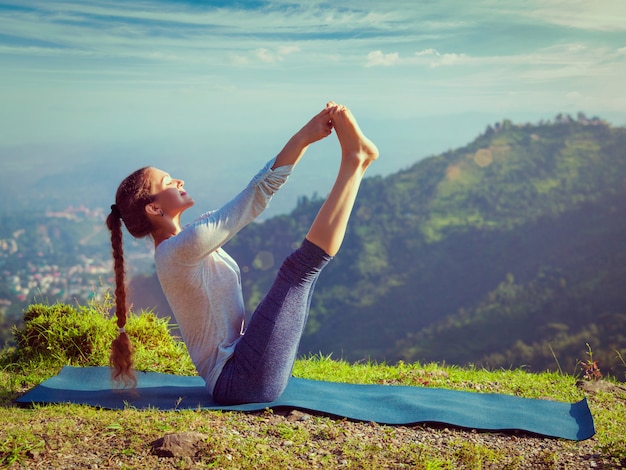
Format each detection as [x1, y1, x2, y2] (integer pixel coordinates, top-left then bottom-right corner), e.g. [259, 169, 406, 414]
[106, 102, 378, 405]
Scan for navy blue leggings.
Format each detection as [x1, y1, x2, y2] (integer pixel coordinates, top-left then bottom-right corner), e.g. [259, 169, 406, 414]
[212, 238, 332, 405]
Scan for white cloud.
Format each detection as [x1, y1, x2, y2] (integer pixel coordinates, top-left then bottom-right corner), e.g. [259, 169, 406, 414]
[522, 0, 626, 32]
[366, 50, 400, 67]
[414, 49, 469, 68]
[435, 53, 467, 67]
[415, 48, 440, 57]
[256, 48, 278, 63]
[241, 45, 302, 64]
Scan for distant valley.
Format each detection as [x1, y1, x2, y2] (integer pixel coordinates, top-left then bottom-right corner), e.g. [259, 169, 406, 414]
[2, 113, 625, 380]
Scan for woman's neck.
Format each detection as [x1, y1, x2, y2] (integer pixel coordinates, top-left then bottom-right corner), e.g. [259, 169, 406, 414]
[152, 216, 182, 248]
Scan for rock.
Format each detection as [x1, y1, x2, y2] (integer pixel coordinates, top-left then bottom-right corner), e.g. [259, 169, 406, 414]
[577, 380, 626, 396]
[286, 410, 311, 422]
[150, 431, 209, 458]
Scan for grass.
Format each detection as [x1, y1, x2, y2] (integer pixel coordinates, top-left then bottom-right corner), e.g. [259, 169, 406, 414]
[1, 302, 625, 468]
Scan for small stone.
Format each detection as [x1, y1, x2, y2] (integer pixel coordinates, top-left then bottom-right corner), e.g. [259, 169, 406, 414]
[287, 410, 311, 422]
[150, 431, 209, 458]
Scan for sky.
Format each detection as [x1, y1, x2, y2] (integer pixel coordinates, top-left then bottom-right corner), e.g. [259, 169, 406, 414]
[1, 0, 625, 216]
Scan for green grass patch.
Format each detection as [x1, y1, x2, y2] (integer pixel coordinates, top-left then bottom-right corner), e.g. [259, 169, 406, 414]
[1, 303, 625, 468]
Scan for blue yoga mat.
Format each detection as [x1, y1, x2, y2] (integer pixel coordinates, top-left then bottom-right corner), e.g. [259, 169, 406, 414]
[16, 366, 594, 441]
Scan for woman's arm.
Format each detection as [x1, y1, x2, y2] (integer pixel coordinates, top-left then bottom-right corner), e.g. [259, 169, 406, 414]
[162, 104, 337, 261]
[168, 161, 289, 261]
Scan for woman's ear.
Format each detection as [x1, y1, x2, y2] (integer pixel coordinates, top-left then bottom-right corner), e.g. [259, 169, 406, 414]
[145, 202, 162, 217]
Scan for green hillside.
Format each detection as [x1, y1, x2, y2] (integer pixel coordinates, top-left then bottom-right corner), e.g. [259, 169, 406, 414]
[224, 115, 626, 379]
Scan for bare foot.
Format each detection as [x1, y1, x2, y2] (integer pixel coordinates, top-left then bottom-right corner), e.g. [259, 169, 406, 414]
[330, 105, 379, 168]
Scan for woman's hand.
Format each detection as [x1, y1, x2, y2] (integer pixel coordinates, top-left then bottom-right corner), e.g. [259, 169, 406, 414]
[272, 102, 338, 170]
[295, 102, 337, 146]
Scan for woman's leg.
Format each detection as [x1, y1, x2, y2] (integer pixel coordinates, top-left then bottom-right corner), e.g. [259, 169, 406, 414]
[212, 239, 331, 404]
[212, 105, 379, 404]
[305, 104, 379, 256]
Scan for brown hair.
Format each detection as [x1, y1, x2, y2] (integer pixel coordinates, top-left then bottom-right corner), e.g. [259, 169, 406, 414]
[106, 167, 155, 387]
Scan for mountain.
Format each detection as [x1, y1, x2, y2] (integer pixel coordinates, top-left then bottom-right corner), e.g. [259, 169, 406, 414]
[217, 114, 626, 378]
[3, 114, 623, 377]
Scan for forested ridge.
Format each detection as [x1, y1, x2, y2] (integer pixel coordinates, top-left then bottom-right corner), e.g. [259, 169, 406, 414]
[220, 114, 626, 379]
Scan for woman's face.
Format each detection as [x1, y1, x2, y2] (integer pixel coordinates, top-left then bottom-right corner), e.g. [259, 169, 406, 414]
[146, 167, 195, 217]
